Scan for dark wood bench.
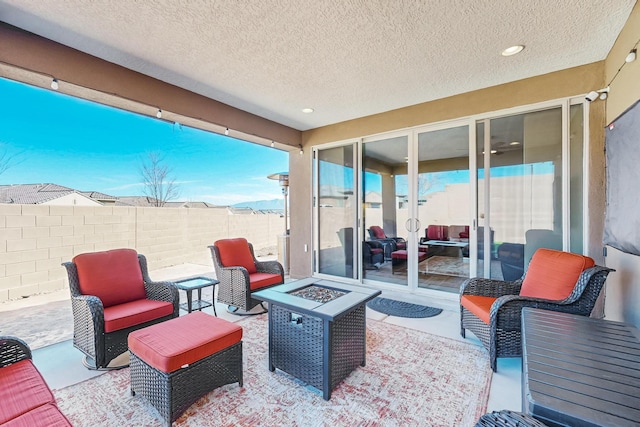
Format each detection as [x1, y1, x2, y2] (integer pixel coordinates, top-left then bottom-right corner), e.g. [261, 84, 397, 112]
[521, 308, 640, 427]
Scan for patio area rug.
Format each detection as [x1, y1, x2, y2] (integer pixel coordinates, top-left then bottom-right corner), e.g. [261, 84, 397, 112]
[422, 255, 470, 277]
[53, 315, 492, 426]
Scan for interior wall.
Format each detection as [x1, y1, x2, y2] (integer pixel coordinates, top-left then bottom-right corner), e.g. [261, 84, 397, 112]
[601, 3, 640, 326]
[292, 63, 606, 279]
[0, 23, 301, 148]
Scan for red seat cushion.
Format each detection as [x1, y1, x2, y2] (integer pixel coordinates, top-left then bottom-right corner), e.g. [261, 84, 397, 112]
[73, 249, 147, 308]
[395, 241, 407, 249]
[249, 272, 282, 290]
[103, 299, 175, 333]
[370, 248, 383, 255]
[0, 360, 55, 424]
[391, 250, 407, 259]
[370, 226, 386, 239]
[519, 249, 595, 300]
[2, 403, 72, 427]
[215, 238, 257, 274]
[128, 312, 243, 373]
[460, 295, 497, 325]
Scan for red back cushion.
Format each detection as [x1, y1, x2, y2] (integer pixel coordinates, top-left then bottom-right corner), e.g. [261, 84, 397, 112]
[215, 238, 257, 274]
[73, 249, 147, 308]
[519, 248, 595, 300]
[370, 226, 386, 239]
[427, 225, 449, 241]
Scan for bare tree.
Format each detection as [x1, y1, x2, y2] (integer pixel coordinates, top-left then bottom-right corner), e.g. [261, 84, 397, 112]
[139, 152, 180, 207]
[0, 144, 23, 177]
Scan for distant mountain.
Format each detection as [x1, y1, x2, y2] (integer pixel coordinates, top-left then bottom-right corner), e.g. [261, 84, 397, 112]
[233, 198, 283, 211]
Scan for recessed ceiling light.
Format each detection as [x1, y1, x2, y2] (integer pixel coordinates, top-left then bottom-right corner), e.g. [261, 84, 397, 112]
[302, 108, 314, 114]
[509, 141, 521, 146]
[501, 45, 524, 56]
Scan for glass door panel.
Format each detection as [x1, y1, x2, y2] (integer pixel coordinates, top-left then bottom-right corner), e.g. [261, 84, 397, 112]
[362, 135, 408, 287]
[478, 107, 563, 280]
[315, 144, 358, 279]
[416, 125, 471, 292]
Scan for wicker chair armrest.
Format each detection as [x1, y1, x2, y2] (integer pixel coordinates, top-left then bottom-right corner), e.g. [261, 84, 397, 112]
[145, 280, 179, 304]
[0, 336, 32, 367]
[217, 266, 251, 285]
[255, 260, 284, 276]
[490, 294, 570, 328]
[71, 294, 105, 333]
[391, 237, 406, 244]
[460, 277, 522, 297]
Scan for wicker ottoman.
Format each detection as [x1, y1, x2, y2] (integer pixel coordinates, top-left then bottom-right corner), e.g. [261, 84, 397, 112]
[128, 312, 243, 426]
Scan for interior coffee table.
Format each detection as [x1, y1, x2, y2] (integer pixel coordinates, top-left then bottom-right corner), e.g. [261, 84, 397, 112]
[253, 278, 381, 400]
[174, 276, 219, 316]
[420, 239, 469, 257]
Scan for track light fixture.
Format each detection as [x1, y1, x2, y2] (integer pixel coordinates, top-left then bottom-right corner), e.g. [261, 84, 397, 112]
[626, 48, 637, 63]
[50, 78, 59, 90]
[156, 109, 162, 118]
[299, 144, 303, 155]
[225, 127, 229, 136]
[271, 141, 275, 147]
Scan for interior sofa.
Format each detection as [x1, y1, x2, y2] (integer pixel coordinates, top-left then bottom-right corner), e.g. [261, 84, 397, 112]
[0, 336, 72, 426]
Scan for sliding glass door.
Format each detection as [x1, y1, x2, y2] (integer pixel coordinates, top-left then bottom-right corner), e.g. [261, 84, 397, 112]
[477, 106, 567, 280]
[361, 134, 409, 287]
[312, 99, 587, 294]
[314, 143, 358, 279]
[415, 123, 472, 292]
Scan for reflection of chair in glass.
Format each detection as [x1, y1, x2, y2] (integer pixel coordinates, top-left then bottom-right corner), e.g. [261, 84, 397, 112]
[209, 238, 284, 314]
[368, 225, 406, 258]
[460, 248, 614, 371]
[336, 227, 355, 267]
[62, 249, 179, 370]
[363, 241, 384, 269]
[524, 228, 562, 268]
[478, 226, 495, 259]
[497, 242, 525, 280]
[338, 227, 384, 269]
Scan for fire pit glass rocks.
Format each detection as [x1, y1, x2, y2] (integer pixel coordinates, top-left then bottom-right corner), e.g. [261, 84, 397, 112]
[289, 285, 346, 303]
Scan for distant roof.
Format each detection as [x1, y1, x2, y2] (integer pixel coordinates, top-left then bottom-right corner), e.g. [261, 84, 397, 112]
[0, 183, 77, 204]
[0, 183, 122, 205]
[79, 191, 118, 201]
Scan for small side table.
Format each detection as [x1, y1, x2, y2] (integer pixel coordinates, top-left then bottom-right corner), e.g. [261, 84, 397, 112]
[174, 276, 219, 316]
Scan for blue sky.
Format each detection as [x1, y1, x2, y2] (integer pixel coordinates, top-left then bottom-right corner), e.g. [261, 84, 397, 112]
[0, 77, 289, 205]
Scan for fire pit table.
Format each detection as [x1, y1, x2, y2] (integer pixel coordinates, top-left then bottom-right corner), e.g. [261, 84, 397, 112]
[253, 278, 380, 400]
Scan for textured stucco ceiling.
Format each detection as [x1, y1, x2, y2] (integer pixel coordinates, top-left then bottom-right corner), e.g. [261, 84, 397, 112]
[0, 0, 636, 131]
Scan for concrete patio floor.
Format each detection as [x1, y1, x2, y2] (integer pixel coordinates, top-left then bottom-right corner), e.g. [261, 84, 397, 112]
[0, 261, 522, 420]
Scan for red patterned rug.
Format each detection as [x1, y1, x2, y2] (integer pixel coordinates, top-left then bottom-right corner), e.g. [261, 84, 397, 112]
[53, 315, 491, 426]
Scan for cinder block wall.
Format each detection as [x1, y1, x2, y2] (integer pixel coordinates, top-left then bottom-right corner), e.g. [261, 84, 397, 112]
[0, 204, 284, 302]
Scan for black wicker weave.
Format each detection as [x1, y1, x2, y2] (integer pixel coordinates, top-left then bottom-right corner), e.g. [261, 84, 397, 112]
[208, 242, 284, 312]
[475, 410, 548, 426]
[0, 336, 31, 368]
[460, 265, 614, 372]
[269, 303, 367, 400]
[130, 341, 243, 426]
[62, 253, 179, 370]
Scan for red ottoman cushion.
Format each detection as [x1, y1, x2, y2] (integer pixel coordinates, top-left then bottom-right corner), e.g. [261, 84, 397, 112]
[128, 312, 242, 373]
[391, 250, 407, 260]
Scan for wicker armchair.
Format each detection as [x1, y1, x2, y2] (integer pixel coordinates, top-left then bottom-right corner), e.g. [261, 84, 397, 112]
[209, 238, 284, 314]
[63, 249, 179, 370]
[460, 248, 614, 371]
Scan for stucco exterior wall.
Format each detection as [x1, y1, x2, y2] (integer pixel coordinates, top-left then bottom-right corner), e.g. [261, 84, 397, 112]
[292, 62, 606, 279]
[0, 204, 283, 302]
